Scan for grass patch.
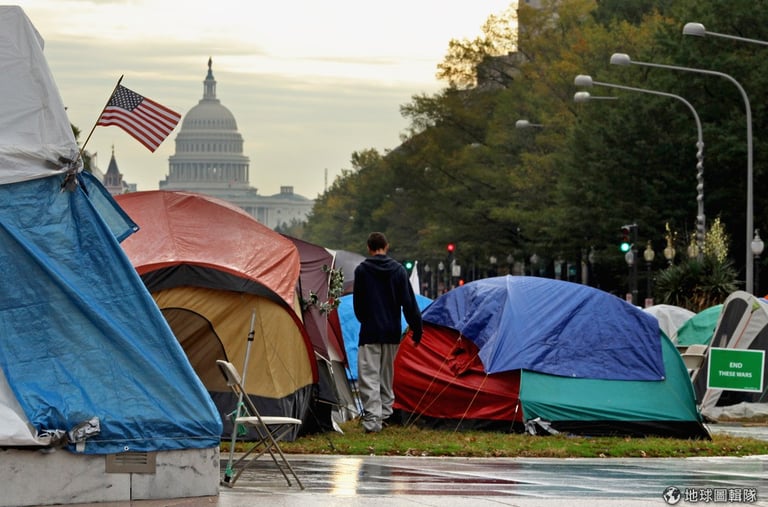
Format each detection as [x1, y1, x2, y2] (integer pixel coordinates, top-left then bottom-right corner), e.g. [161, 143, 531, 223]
[224, 420, 768, 458]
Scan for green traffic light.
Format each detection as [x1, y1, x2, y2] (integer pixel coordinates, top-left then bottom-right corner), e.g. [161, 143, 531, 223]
[620, 242, 631, 253]
[404, 261, 414, 270]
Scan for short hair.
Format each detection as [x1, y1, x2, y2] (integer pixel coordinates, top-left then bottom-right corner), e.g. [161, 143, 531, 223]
[367, 232, 388, 251]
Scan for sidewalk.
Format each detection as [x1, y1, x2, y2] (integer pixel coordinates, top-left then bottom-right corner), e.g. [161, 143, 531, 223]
[70, 423, 768, 507]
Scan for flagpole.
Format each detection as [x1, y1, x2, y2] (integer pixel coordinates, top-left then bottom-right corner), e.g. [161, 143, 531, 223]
[76, 74, 123, 165]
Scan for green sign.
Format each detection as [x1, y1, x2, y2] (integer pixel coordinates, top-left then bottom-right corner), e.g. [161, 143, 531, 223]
[707, 348, 765, 392]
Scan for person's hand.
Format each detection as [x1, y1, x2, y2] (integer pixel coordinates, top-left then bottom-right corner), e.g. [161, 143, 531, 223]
[411, 331, 422, 347]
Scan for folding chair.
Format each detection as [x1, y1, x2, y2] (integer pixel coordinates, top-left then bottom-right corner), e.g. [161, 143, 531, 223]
[681, 344, 708, 379]
[216, 359, 304, 489]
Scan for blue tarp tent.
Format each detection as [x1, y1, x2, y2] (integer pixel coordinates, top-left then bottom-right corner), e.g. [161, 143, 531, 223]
[0, 6, 221, 454]
[338, 293, 432, 380]
[421, 276, 664, 380]
[394, 276, 709, 438]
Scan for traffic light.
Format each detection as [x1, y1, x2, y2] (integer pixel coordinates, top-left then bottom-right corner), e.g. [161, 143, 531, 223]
[620, 226, 632, 253]
[447, 243, 455, 254]
[403, 260, 414, 272]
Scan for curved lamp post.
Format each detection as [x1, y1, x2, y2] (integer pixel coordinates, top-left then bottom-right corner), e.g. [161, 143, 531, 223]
[574, 76, 705, 260]
[683, 22, 768, 46]
[610, 52, 755, 293]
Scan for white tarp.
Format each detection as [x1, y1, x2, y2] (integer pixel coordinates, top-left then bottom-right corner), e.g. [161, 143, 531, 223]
[0, 5, 77, 446]
[0, 367, 55, 445]
[0, 5, 79, 184]
[643, 304, 695, 342]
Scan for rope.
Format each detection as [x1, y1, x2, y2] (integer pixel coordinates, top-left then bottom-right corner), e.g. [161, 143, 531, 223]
[454, 373, 489, 432]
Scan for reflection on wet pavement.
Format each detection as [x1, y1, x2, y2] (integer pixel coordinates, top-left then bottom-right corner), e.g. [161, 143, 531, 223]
[226, 453, 768, 500]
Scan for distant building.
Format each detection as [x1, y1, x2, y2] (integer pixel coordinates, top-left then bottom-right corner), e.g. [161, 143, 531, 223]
[159, 58, 313, 229]
[99, 147, 136, 195]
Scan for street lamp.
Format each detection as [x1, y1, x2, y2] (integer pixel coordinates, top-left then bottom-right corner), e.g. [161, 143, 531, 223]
[663, 239, 676, 266]
[624, 248, 637, 305]
[574, 76, 705, 260]
[573, 91, 618, 103]
[752, 230, 765, 295]
[683, 24, 768, 293]
[644, 241, 655, 306]
[529, 253, 540, 277]
[610, 52, 754, 293]
[683, 22, 768, 46]
[554, 257, 564, 280]
[515, 119, 544, 129]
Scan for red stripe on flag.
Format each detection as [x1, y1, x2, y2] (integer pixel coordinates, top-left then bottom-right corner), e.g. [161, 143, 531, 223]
[97, 85, 181, 152]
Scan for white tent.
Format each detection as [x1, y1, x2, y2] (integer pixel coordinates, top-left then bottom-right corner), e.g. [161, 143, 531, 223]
[692, 291, 768, 418]
[643, 304, 695, 343]
[0, 6, 76, 184]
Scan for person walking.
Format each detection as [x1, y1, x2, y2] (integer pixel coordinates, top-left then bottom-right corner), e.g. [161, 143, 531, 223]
[353, 232, 423, 433]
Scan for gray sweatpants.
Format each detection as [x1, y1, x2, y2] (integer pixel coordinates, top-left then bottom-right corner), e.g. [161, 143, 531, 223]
[357, 343, 399, 432]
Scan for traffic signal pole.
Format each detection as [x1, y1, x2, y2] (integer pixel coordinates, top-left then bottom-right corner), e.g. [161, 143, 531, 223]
[621, 223, 639, 306]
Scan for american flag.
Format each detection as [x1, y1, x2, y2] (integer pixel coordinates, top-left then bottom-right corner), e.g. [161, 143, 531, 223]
[97, 85, 181, 152]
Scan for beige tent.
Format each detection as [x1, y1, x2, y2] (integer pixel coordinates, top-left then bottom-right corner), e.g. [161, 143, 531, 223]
[116, 191, 317, 436]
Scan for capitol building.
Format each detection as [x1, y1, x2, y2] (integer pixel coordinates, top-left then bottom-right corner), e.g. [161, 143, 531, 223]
[157, 58, 314, 229]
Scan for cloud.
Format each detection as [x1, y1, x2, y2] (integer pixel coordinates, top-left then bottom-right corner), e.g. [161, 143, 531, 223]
[16, 0, 513, 196]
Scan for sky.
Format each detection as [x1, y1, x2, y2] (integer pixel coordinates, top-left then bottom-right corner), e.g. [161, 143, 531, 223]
[14, 0, 516, 199]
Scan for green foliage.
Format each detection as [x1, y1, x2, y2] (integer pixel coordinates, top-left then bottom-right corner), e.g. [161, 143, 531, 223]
[300, 265, 344, 315]
[239, 420, 768, 458]
[654, 257, 738, 311]
[305, 0, 767, 299]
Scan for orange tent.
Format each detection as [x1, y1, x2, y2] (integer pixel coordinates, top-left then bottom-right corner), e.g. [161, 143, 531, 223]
[116, 191, 316, 435]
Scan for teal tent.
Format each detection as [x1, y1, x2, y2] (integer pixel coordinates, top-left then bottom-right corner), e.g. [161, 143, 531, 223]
[394, 276, 710, 439]
[675, 305, 722, 347]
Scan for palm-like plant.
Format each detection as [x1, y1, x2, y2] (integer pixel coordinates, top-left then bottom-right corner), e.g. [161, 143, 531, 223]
[654, 219, 738, 312]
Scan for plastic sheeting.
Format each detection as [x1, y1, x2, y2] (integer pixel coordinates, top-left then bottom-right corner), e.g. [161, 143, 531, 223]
[0, 6, 79, 184]
[421, 276, 665, 381]
[339, 293, 432, 380]
[643, 304, 695, 342]
[0, 6, 221, 453]
[0, 175, 222, 453]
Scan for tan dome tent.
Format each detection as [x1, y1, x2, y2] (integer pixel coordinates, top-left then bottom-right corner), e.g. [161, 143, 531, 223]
[116, 191, 316, 439]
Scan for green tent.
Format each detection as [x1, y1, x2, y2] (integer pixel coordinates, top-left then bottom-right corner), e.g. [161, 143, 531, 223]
[675, 305, 722, 347]
[520, 335, 709, 438]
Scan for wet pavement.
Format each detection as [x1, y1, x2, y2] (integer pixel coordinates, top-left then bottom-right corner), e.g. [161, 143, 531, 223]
[70, 423, 768, 507]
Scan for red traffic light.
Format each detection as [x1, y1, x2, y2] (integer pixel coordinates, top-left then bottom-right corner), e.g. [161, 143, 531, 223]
[447, 243, 455, 253]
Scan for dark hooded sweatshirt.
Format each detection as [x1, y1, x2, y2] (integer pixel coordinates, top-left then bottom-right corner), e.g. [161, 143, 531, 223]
[353, 254, 423, 346]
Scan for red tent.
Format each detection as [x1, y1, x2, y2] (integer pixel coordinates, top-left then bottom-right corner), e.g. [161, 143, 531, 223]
[394, 329, 523, 431]
[116, 191, 316, 437]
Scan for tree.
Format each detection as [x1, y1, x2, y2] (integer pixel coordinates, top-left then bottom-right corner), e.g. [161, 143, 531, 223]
[305, 0, 765, 297]
[436, 4, 518, 89]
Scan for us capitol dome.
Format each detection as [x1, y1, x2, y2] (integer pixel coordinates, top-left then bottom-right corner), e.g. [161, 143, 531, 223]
[159, 58, 313, 229]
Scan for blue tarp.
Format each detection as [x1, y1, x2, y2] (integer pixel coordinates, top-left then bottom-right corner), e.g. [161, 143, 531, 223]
[421, 276, 665, 381]
[0, 174, 222, 453]
[339, 293, 432, 380]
